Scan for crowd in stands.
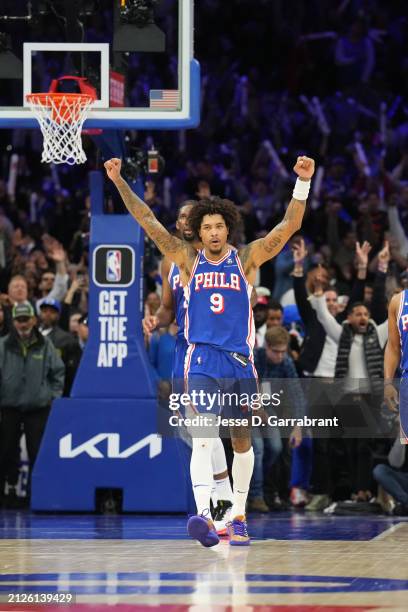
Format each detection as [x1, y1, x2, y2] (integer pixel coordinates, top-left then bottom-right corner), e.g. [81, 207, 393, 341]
[0, 0, 408, 512]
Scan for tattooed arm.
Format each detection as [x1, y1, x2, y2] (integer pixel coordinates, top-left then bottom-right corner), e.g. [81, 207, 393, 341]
[238, 156, 315, 275]
[105, 158, 192, 268]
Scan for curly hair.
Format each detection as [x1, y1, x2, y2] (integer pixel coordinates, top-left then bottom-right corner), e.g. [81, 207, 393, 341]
[188, 196, 242, 238]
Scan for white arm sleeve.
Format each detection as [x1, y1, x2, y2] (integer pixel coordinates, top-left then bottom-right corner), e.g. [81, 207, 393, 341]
[45, 273, 69, 301]
[309, 294, 342, 343]
[388, 207, 408, 257]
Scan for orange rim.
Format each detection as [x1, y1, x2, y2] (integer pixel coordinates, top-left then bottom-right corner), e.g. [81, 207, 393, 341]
[26, 93, 94, 107]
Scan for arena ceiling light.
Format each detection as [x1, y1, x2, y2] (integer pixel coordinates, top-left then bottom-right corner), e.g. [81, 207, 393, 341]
[114, 0, 165, 52]
[0, 33, 23, 79]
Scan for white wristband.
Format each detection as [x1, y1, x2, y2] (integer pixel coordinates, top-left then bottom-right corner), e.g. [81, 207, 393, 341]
[293, 178, 311, 201]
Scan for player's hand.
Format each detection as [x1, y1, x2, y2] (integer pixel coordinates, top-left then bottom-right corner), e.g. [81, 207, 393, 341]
[142, 315, 159, 336]
[293, 156, 315, 180]
[289, 425, 302, 448]
[104, 158, 122, 182]
[384, 383, 399, 413]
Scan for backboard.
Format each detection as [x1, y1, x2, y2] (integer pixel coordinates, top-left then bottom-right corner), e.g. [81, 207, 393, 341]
[0, 0, 199, 130]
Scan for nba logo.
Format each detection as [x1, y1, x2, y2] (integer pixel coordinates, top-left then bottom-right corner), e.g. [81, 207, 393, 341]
[106, 250, 122, 282]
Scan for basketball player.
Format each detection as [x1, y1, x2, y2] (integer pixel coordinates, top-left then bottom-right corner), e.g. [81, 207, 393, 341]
[384, 291, 408, 443]
[143, 201, 235, 535]
[105, 155, 315, 546]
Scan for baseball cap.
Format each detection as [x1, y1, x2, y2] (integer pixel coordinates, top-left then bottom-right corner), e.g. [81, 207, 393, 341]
[283, 304, 301, 326]
[12, 301, 35, 319]
[256, 295, 269, 306]
[256, 286, 271, 298]
[39, 298, 61, 313]
[255, 286, 271, 307]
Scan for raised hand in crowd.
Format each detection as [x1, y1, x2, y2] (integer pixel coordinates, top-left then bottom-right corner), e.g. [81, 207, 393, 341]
[355, 240, 371, 268]
[292, 237, 308, 278]
[42, 235, 68, 276]
[0, 293, 13, 307]
[64, 276, 80, 305]
[377, 240, 390, 272]
[312, 265, 328, 297]
[355, 240, 371, 279]
[292, 238, 308, 266]
[47, 242, 66, 263]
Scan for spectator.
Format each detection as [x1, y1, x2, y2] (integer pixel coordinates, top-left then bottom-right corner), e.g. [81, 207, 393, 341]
[248, 327, 304, 512]
[266, 300, 302, 362]
[293, 238, 369, 510]
[0, 304, 7, 336]
[309, 286, 388, 501]
[254, 286, 271, 347]
[35, 238, 69, 312]
[77, 314, 89, 350]
[0, 302, 64, 502]
[149, 322, 178, 380]
[68, 311, 82, 337]
[38, 298, 80, 396]
[373, 437, 408, 516]
[335, 19, 375, 86]
[145, 291, 161, 317]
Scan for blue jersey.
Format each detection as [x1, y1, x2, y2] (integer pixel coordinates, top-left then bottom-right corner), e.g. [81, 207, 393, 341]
[184, 248, 255, 359]
[168, 262, 186, 339]
[398, 289, 408, 377]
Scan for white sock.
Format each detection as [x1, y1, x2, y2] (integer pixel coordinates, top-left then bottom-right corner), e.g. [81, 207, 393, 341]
[211, 483, 218, 506]
[215, 476, 234, 503]
[211, 438, 233, 502]
[190, 437, 215, 516]
[231, 447, 255, 518]
[211, 438, 228, 474]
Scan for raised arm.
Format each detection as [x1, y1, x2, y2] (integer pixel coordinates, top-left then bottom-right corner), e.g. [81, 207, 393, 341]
[384, 293, 402, 412]
[238, 156, 315, 274]
[309, 268, 342, 343]
[309, 293, 342, 343]
[105, 158, 192, 268]
[292, 238, 316, 326]
[388, 202, 408, 257]
[370, 242, 389, 325]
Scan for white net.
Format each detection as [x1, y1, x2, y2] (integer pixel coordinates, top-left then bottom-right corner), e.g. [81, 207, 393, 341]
[27, 93, 94, 165]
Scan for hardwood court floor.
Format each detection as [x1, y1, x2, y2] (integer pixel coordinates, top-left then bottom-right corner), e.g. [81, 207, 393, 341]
[0, 510, 407, 611]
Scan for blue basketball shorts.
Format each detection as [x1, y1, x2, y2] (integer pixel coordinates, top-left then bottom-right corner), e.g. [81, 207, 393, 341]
[400, 377, 408, 444]
[172, 335, 188, 395]
[183, 343, 258, 416]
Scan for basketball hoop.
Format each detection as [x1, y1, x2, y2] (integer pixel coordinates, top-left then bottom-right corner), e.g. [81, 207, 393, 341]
[26, 92, 95, 165]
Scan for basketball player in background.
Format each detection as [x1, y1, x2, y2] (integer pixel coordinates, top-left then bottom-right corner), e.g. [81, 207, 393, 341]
[143, 201, 235, 535]
[105, 155, 315, 546]
[384, 290, 408, 443]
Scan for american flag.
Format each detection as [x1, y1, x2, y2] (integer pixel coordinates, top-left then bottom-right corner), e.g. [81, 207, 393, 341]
[149, 90, 180, 109]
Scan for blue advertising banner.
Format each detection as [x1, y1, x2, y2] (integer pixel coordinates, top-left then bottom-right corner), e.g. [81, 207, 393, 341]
[32, 171, 190, 512]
